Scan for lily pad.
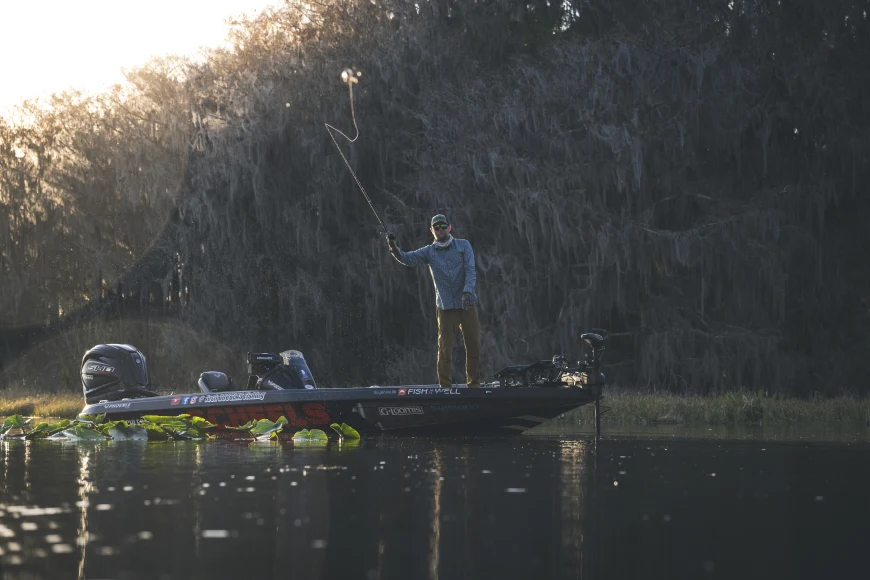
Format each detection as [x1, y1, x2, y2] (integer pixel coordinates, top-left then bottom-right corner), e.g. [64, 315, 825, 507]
[26, 420, 72, 440]
[188, 416, 217, 430]
[142, 415, 190, 426]
[107, 422, 149, 441]
[143, 423, 170, 441]
[161, 426, 206, 440]
[0, 415, 29, 435]
[329, 422, 360, 440]
[249, 417, 288, 440]
[55, 424, 109, 441]
[293, 428, 329, 445]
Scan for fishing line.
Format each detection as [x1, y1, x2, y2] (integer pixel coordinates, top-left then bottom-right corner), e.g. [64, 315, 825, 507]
[325, 68, 389, 236]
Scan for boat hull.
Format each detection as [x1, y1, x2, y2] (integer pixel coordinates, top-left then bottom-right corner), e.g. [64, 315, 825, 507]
[80, 385, 600, 436]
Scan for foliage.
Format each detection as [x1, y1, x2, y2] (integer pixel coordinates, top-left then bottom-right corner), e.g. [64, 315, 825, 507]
[0, 413, 215, 440]
[330, 422, 361, 440]
[1, 0, 869, 396]
[227, 416, 289, 440]
[292, 428, 330, 445]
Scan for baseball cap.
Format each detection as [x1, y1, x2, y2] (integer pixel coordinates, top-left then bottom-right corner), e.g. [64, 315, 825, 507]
[431, 214, 449, 226]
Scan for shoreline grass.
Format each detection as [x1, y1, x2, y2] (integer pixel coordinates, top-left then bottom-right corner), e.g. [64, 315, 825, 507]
[0, 393, 83, 420]
[1, 390, 869, 426]
[562, 390, 870, 426]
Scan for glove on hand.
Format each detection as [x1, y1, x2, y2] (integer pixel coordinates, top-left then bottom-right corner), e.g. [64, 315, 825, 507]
[386, 231, 397, 249]
[461, 292, 475, 310]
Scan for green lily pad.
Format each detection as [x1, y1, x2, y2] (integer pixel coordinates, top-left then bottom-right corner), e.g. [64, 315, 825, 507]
[293, 428, 329, 445]
[1, 415, 29, 435]
[249, 417, 288, 440]
[142, 414, 190, 426]
[55, 424, 109, 441]
[26, 420, 72, 440]
[161, 426, 206, 440]
[141, 416, 201, 438]
[143, 423, 170, 441]
[329, 422, 360, 440]
[108, 422, 149, 441]
[188, 416, 217, 430]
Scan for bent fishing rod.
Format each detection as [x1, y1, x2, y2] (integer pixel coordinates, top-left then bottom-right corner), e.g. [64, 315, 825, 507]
[325, 68, 392, 239]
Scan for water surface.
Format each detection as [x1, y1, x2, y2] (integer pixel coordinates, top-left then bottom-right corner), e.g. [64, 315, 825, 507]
[0, 429, 867, 579]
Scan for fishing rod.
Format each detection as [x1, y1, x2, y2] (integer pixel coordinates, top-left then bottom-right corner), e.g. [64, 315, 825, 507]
[325, 68, 391, 238]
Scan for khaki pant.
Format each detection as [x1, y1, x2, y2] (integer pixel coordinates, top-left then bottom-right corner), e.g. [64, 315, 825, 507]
[436, 307, 481, 389]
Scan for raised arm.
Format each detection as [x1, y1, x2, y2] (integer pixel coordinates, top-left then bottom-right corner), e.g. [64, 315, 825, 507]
[387, 232, 430, 267]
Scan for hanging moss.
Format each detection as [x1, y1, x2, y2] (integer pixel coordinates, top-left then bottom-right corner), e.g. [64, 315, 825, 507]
[1, 1, 868, 395]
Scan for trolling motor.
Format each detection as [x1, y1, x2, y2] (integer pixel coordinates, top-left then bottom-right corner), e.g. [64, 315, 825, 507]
[490, 332, 607, 388]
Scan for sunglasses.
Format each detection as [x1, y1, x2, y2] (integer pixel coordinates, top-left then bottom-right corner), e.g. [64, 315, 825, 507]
[432, 223, 449, 231]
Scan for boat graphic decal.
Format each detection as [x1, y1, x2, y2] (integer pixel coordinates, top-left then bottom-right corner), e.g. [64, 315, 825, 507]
[201, 392, 266, 404]
[184, 402, 330, 428]
[404, 388, 461, 396]
[378, 406, 423, 416]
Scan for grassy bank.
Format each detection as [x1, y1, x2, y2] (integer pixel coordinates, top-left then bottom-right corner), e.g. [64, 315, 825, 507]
[563, 390, 870, 425]
[0, 393, 82, 419]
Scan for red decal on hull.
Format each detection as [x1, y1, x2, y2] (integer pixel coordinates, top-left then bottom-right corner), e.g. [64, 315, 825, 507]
[302, 402, 330, 425]
[264, 404, 286, 422]
[225, 407, 250, 426]
[207, 408, 227, 425]
[281, 404, 309, 427]
[191, 403, 331, 428]
[245, 405, 266, 421]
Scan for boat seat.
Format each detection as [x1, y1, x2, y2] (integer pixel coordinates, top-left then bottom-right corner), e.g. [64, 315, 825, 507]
[580, 333, 606, 349]
[198, 371, 236, 393]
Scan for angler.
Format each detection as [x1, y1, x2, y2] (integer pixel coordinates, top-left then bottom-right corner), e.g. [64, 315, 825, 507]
[387, 214, 481, 389]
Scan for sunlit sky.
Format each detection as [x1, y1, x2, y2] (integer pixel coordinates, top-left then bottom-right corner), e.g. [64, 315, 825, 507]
[0, 0, 278, 115]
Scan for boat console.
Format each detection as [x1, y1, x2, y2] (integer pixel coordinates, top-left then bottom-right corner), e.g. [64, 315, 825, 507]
[490, 332, 606, 388]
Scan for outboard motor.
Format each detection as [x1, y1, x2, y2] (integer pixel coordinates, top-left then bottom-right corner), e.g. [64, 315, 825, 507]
[81, 344, 157, 404]
[245, 350, 317, 390]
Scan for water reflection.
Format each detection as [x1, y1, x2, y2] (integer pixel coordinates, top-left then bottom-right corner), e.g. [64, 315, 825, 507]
[1, 434, 867, 579]
[76, 446, 93, 578]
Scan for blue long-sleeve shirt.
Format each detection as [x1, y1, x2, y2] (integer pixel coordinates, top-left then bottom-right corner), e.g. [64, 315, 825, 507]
[393, 239, 478, 310]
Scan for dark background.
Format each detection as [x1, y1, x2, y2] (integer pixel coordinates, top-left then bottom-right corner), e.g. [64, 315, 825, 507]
[1, 0, 868, 394]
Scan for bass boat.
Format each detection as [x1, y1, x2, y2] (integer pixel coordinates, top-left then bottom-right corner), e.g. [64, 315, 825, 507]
[79, 333, 607, 436]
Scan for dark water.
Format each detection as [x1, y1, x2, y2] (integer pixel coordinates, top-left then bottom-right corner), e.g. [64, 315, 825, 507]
[0, 431, 868, 580]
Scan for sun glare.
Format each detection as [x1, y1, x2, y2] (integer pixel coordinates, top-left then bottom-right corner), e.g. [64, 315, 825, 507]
[0, 0, 278, 116]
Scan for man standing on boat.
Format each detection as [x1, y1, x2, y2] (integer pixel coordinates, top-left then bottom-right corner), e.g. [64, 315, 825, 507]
[387, 214, 481, 389]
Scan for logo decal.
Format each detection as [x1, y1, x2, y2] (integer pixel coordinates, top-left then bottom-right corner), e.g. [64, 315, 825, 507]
[170, 397, 181, 406]
[430, 404, 481, 412]
[398, 388, 407, 396]
[189, 396, 198, 404]
[85, 363, 115, 374]
[201, 392, 266, 404]
[378, 406, 424, 416]
[405, 388, 461, 395]
[103, 402, 132, 409]
[181, 397, 190, 405]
